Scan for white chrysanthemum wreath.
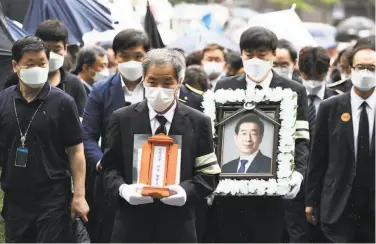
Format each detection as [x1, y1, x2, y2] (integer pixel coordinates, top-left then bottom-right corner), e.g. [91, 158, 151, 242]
[202, 87, 298, 196]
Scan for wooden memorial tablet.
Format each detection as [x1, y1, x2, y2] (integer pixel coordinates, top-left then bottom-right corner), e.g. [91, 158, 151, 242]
[139, 133, 179, 199]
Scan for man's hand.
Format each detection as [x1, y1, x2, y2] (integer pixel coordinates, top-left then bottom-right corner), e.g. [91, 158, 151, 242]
[72, 195, 90, 222]
[283, 171, 304, 199]
[305, 206, 318, 225]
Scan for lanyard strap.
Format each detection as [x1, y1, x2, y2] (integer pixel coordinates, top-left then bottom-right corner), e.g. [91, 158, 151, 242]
[13, 99, 44, 148]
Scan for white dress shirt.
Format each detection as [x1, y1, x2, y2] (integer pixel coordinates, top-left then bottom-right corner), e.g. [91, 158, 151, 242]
[307, 84, 326, 113]
[120, 75, 144, 104]
[237, 150, 259, 173]
[148, 101, 177, 135]
[245, 70, 273, 90]
[351, 88, 376, 159]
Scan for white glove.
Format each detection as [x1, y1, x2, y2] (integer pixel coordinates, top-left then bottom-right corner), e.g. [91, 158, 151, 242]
[160, 185, 187, 207]
[119, 184, 154, 205]
[283, 171, 304, 199]
[207, 194, 215, 206]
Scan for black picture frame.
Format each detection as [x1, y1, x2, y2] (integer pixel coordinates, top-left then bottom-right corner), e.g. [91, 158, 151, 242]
[215, 102, 281, 180]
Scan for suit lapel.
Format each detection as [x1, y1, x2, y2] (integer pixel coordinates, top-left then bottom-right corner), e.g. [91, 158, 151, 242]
[169, 102, 190, 136]
[247, 151, 262, 173]
[269, 71, 284, 89]
[341, 93, 355, 160]
[324, 88, 331, 99]
[236, 74, 247, 90]
[134, 100, 152, 135]
[110, 74, 127, 108]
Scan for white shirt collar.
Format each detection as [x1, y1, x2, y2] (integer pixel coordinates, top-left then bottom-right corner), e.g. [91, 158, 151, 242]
[245, 70, 273, 89]
[307, 83, 326, 100]
[351, 87, 376, 111]
[148, 100, 177, 124]
[120, 75, 143, 94]
[240, 149, 259, 161]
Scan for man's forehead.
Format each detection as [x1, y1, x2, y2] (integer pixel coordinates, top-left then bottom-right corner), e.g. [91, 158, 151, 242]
[239, 122, 260, 129]
[204, 49, 224, 57]
[354, 49, 376, 64]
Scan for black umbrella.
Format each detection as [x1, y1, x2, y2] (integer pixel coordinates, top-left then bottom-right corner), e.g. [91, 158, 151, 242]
[0, 2, 16, 89]
[144, 1, 164, 49]
[335, 16, 375, 42]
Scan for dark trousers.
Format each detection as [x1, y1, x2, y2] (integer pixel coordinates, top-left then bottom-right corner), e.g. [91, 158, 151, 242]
[2, 186, 72, 243]
[284, 189, 328, 243]
[321, 211, 375, 243]
[89, 173, 118, 243]
[206, 196, 285, 242]
[195, 199, 209, 242]
[111, 201, 197, 243]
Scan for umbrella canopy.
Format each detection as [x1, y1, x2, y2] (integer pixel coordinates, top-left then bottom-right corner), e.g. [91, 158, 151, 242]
[0, 3, 15, 89]
[22, 0, 113, 45]
[5, 17, 28, 40]
[247, 8, 317, 51]
[304, 22, 336, 49]
[168, 29, 239, 54]
[335, 16, 375, 42]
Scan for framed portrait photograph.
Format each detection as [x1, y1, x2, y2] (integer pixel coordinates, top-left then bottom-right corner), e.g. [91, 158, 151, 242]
[202, 88, 298, 196]
[217, 104, 280, 180]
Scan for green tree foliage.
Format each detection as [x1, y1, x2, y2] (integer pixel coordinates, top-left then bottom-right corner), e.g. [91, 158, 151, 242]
[269, 0, 340, 11]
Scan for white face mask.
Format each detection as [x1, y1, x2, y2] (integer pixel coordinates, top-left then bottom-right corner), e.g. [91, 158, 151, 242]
[144, 86, 177, 112]
[203, 61, 225, 76]
[19, 66, 49, 88]
[351, 69, 376, 92]
[93, 69, 110, 82]
[273, 67, 293, 80]
[49, 52, 64, 72]
[302, 79, 323, 94]
[118, 61, 143, 81]
[243, 58, 272, 82]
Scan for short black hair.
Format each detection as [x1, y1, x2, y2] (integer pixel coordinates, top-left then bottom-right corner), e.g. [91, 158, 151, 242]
[12, 36, 49, 63]
[277, 39, 297, 62]
[112, 29, 150, 54]
[186, 51, 202, 67]
[35, 20, 69, 45]
[235, 114, 264, 137]
[226, 51, 243, 70]
[240, 27, 278, 53]
[298, 46, 330, 80]
[348, 37, 376, 67]
[72, 45, 107, 74]
[183, 65, 209, 91]
[353, 35, 375, 50]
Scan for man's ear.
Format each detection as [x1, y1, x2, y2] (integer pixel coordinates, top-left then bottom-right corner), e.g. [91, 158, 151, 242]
[63, 44, 68, 56]
[12, 60, 19, 73]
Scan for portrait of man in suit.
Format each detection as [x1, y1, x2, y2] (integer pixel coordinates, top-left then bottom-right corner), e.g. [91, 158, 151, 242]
[222, 114, 272, 174]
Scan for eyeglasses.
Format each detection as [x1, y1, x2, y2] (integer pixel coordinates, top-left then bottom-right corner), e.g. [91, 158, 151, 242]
[353, 65, 375, 72]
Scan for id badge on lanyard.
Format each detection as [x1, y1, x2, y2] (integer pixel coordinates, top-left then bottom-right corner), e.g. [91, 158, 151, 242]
[13, 85, 51, 167]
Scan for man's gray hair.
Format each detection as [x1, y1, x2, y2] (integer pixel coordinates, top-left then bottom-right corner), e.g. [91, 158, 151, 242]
[72, 45, 107, 75]
[142, 48, 186, 80]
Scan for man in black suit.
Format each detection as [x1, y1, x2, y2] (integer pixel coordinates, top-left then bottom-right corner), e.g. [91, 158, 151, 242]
[306, 44, 376, 243]
[208, 27, 309, 243]
[102, 48, 220, 242]
[284, 46, 340, 243]
[222, 114, 271, 174]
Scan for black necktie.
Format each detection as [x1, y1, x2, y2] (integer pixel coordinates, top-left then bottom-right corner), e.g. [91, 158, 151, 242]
[155, 115, 167, 135]
[308, 95, 317, 135]
[357, 102, 370, 185]
[255, 85, 263, 90]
